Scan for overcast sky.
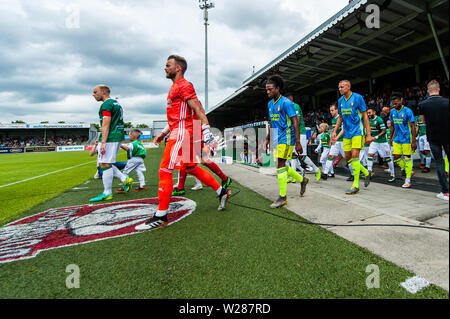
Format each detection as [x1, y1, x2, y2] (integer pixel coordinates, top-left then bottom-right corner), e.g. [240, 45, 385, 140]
[0, 0, 349, 125]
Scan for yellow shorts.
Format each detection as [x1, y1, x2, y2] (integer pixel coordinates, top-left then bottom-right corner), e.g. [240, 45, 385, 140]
[343, 136, 365, 152]
[393, 143, 413, 156]
[273, 144, 294, 161]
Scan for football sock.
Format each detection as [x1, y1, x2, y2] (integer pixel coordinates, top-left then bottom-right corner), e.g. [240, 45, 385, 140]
[137, 170, 145, 187]
[102, 166, 113, 196]
[302, 156, 319, 173]
[351, 158, 361, 188]
[405, 157, 413, 179]
[203, 160, 227, 182]
[286, 165, 303, 183]
[155, 209, 167, 217]
[425, 154, 432, 168]
[395, 158, 406, 170]
[419, 152, 425, 166]
[387, 158, 395, 176]
[367, 156, 374, 172]
[324, 158, 333, 175]
[177, 168, 187, 190]
[347, 159, 354, 176]
[158, 168, 173, 211]
[277, 167, 288, 197]
[112, 165, 126, 183]
[186, 165, 221, 192]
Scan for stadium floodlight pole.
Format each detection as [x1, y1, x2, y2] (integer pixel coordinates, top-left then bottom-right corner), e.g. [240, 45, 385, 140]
[427, 12, 449, 81]
[199, 0, 214, 111]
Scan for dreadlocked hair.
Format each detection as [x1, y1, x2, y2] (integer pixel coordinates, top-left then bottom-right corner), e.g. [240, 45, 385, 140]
[266, 74, 284, 90]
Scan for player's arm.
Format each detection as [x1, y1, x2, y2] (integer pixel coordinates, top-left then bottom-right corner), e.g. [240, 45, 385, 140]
[264, 121, 271, 151]
[291, 115, 302, 155]
[89, 140, 98, 156]
[154, 125, 169, 146]
[389, 125, 395, 146]
[100, 116, 111, 155]
[362, 111, 374, 143]
[331, 116, 343, 143]
[410, 121, 417, 151]
[120, 144, 130, 152]
[187, 99, 217, 151]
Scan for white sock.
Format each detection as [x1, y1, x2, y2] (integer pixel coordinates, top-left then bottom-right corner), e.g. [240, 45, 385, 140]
[155, 210, 167, 217]
[137, 170, 145, 187]
[324, 159, 333, 175]
[194, 177, 202, 186]
[426, 155, 432, 168]
[367, 157, 374, 172]
[290, 158, 297, 171]
[387, 159, 395, 176]
[302, 156, 319, 172]
[216, 186, 223, 196]
[296, 158, 304, 172]
[113, 165, 126, 183]
[419, 152, 425, 165]
[102, 167, 114, 196]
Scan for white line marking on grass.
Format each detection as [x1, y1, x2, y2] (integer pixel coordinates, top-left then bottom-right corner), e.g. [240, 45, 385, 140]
[0, 161, 96, 189]
[400, 275, 431, 294]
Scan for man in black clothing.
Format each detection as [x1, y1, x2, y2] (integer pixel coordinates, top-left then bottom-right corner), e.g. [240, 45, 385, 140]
[418, 80, 449, 201]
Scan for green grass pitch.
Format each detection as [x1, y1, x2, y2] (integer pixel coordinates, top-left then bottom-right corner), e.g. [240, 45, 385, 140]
[0, 147, 447, 298]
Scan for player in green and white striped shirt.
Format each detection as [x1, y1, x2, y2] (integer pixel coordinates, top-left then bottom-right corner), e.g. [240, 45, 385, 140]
[115, 129, 147, 193]
[367, 107, 395, 182]
[415, 114, 432, 173]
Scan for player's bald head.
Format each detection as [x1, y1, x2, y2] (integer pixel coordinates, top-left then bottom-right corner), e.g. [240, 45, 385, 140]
[94, 84, 110, 94]
[93, 84, 111, 102]
[339, 80, 351, 88]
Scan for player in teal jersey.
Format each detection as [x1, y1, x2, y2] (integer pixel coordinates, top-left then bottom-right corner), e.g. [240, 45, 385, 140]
[332, 80, 373, 195]
[367, 107, 395, 182]
[264, 75, 309, 208]
[389, 92, 417, 188]
[90, 85, 132, 202]
[415, 114, 432, 173]
[286, 93, 321, 182]
[116, 129, 147, 193]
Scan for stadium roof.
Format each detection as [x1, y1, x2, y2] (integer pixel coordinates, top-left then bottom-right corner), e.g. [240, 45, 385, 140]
[208, 0, 449, 130]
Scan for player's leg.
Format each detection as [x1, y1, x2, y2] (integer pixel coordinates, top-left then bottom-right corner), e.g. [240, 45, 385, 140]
[173, 167, 187, 195]
[90, 142, 119, 201]
[299, 135, 321, 181]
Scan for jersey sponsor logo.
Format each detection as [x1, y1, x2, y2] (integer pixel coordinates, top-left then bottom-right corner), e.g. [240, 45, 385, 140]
[0, 198, 196, 264]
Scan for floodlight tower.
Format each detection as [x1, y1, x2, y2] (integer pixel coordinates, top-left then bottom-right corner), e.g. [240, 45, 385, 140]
[199, 0, 214, 111]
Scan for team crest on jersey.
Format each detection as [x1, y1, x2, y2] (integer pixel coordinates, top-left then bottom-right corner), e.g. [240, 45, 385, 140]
[0, 198, 196, 264]
[277, 107, 280, 112]
[350, 102, 353, 106]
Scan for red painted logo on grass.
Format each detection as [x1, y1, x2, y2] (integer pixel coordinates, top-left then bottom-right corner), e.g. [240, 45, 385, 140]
[0, 197, 196, 264]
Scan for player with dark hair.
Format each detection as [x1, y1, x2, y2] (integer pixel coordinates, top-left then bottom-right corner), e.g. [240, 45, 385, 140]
[389, 92, 416, 188]
[135, 55, 231, 231]
[264, 75, 309, 208]
[285, 93, 321, 182]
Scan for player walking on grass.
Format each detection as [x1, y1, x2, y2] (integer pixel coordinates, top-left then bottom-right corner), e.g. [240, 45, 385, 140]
[331, 80, 373, 195]
[90, 85, 133, 202]
[366, 107, 396, 182]
[115, 129, 147, 193]
[389, 92, 416, 189]
[172, 101, 232, 196]
[136, 55, 230, 231]
[264, 75, 309, 208]
[285, 93, 321, 183]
